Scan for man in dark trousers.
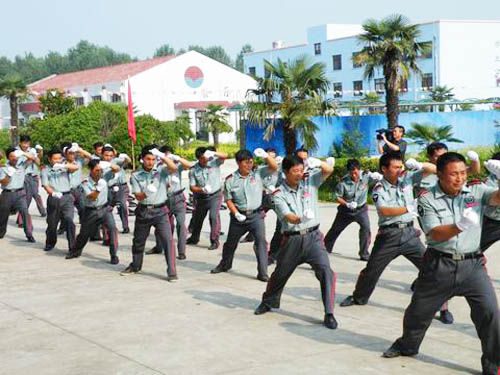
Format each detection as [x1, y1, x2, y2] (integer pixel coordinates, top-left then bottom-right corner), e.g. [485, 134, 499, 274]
[254, 155, 338, 330]
[210, 148, 278, 281]
[324, 158, 383, 261]
[383, 152, 500, 375]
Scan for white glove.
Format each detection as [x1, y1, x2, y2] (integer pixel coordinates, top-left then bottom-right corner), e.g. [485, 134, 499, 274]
[35, 144, 43, 151]
[96, 179, 107, 192]
[235, 212, 247, 222]
[150, 148, 165, 158]
[118, 153, 129, 161]
[267, 185, 276, 193]
[275, 156, 283, 164]
[326, 157, 335, 167]
[307, 157, 322, 169]
[6, 166, 16, 176]
[52, 163, 67, 171]
[202, 185, 212, 194]
[346, 201, 358, 210]
[203, 150, 216, 159]
[466, 151, 479, 162]
[29, 148, 37, 156]
[112, 186, 119, 192]
[456, 207, 480, 232]
[99, 161, 111, 170]
[70, 143, 80, 153]
[146, 184, 158, 195]
[484, 160, 500, 179]
[52, 192, 63, 199]
[171, 175, 180, 184]
[254, 148, 268, 158]
[167, 153, 180, 162]
[13, 149, 24, 158]
[302, 208, 315, 221]
[405, 158, 423, 171]
[368, 171, 383, 181]
[104, 143, 113, 148]
[406, 200, 419, 218]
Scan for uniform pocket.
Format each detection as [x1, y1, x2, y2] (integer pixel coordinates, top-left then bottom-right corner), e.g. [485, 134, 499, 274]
[439, 214, 454, 225]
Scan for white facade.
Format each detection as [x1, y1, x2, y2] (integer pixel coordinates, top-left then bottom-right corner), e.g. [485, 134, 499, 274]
[0, 99, 10, 129]
[244, 20, 500, 102]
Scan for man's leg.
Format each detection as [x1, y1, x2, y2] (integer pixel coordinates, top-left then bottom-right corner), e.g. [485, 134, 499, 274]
[69, 209, 99, 257]
[268, 217, 282, 262]
[33, 177, 46, 216]
[213, 215, 248, 272]
[45, 196, 60, 248]
[354, 209, 371, 259]
[323, 212, 354, 253]
[61, 195, 76, 250]
[207, 192, 223, 247]
[173, 195, 187, 257]
[12, 191, 34, 239]
[153, 209, 176, 278]
[480, 216, 500, 252]
[188, 197, 209, 243]
[248, 212, 268, 278]
[129, 207, 152, 271]
[102, 208, 119, 260]
[118, 184, 130, 232]
[0, 193, 12, 238]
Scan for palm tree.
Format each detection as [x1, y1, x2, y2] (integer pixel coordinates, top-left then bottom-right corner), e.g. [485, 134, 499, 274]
[354, 14, 431, 129]
[198, 104, 232, 147]
[245, 56, 335, 154]
[405, 123, 463, 147]
[0, 75, 29, 145]
[429, 85, 454, 112]
[362, 92, 383, 114]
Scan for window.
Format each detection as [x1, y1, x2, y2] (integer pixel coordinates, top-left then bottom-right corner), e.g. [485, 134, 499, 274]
[421, 73, 433, 91]
[332, 54, 342, 71]
[333, 82, 342, 98]
[264, 68, 271, 79]
[353, 80, 363, 96]
[419, 41, 433, 59]
[399, 79, 408, 92]
[249, 67, 256, 76]
[111, 93, 121, 103]
[92, 95, 101, 102]
[374, 78, 385, 93]
[352, 52, 362, 68]
[314, 43, 321, 55]
[75, 97, 84, 106]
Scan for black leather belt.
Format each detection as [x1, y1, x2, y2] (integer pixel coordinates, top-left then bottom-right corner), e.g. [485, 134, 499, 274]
[284, 224, 319, 236]
[3, 188, 24, 193]
[61, 191, 71, 195]
[428, 248, 482, 261]
[139, 202, 167, 209]
[380, 222, 413, 230]
[169, 188, 185, 197]
[200, 189, 221, 198]
[85, 204, 109, 210]
[237, 207, 261, 215]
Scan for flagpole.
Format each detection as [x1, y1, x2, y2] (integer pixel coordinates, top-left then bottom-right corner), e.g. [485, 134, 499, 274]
[127, 76, 137, 170]
[131, 138, 135, 170]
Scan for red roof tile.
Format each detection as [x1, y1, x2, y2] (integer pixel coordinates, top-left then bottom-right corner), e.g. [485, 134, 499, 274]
[28, 55, 176, 93]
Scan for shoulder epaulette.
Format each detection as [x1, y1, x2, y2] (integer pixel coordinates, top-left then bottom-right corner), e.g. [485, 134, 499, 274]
[82, 179, 88, 183]
[417, 189, 429, 197]
[467, 179, 482, 186]
[373, 182, 383, 191]
[225, 173, 233, 180]
[271, 189, 281, 196]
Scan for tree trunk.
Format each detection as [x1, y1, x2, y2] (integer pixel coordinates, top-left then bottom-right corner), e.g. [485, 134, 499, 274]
[239, 116, 246, 150]
[9, 94, 19, 146]
[384, 64, 399, 129]
[213, 131, 219, 147]
[283, 121, 297, 155]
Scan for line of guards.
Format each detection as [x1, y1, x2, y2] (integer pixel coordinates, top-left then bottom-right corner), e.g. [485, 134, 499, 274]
[0, 136, 499, 374]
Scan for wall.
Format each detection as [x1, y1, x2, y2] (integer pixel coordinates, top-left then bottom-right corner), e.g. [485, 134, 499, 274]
[245, 110, 500, 156]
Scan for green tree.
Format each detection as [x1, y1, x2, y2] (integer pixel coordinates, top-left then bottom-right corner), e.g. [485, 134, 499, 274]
[354, 14, 431, 129]
[199, 104, 232, 146]
[39, 88, 75, 116]
[235, 44, 254, 72]
[188, 45, 233, 66]
[0, 74, 29, 145]
[332, 106, 368, 157]
[246, 57, 335, 154]
[154, 44, 176, 58]
[362, 92, 383, 114]
[429, 85, 454, 112]
[168, 113, 194, 145]
[405, 123, 463, 147]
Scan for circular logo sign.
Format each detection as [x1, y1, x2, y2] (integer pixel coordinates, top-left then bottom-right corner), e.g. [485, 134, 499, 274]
[184, 66, 204, 88]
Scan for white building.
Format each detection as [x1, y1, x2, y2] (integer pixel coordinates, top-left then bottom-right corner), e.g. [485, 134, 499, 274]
[244, 20, 500, 102]
[14, 51, 257, 143]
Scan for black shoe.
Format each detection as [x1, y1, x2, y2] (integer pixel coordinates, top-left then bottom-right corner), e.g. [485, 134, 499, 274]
[340, 295, 362, 307]
[240, 234, 254, 243]
[41, 213, 47, 217]
[177, 254, 186, 260]
[208, 242, 219, 250]
[382, 345, 402, 358]
[65, 252, 80, 259]
[254, 302, 271, 315]
[146, 247, 162, 255]
[257, 274, 269, 282]
[43, 245, 54, 252]
[57, 228, 65, 235]
[360, 254, 370, 261]
[110, 256, 119, 265]
[122, 228, 130, 234]
[267, 256, 275, 265]
[167, 275, 178, 282]
[211, 265, 227, 274]
[120, 265, 140, 276]
[186, 237, 198, 245]
[26, 236, 36, 243]
[438, 309, 454, 324]
[324, 314, 338, 329]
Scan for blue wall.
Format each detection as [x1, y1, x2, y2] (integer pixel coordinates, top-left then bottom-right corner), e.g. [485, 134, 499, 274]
[245, 110, 500, 156]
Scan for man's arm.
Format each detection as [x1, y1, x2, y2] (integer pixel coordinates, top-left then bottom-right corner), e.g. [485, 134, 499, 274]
[377, 140, 384, 154]
[381, 133, 401, 151]
[377, 206, 409, 217]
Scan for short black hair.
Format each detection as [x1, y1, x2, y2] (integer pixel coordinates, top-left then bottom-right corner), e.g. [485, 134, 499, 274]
[379, 151, 402, 170]
[141, 145, 155, 159]
[426, 142, 448, 158]
[394, 125, 405, 134]
[102, 146, 115, 154]
[207, 146, 216, 151]
[346, 158, 360, 171]
[491, 152, 500, 161]
[19, 134, 31, 143]
[48, 149, 62, 158]
[235, 149, 253, 162]
[265, 148, 276, 153]
[436, 152, 466, 173]
[160, 145, 173, 154]
[195, 147, 207, 159]
[282, 155, 304, 172]
[5, 147, 17, 159]
[88, 158, 100, 170]
[93, 142, 104, 150]
[295, 147, 309, 155]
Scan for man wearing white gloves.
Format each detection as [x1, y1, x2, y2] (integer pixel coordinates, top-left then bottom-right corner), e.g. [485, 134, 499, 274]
[0, 147, 36, 242]
[324, 158, 382, 261]
[384, 152, 500, 375]
[186, 146, 228, 250]
[254, 155, 339, 330]
[211, 148, 278, 281]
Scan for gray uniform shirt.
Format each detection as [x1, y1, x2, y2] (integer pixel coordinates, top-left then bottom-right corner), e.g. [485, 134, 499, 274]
[69, 158, 86, 189]
[334, 171, 377, 207]
[130, 165, 171, 205]
[0, 157, 29, 190]
[224, 166, 273, 211]
[41, 165, 73, 193]
[188, 157, 224, 192]
[482, 174, 500, 220]
[81, 177, 109, 208]
[167, 163, 184, 196]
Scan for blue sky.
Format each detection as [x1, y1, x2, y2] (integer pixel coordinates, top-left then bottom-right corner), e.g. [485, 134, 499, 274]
[2, 0, 499, 60]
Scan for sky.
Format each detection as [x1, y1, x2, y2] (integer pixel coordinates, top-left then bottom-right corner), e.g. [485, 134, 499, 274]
[2, 0, 499, 61]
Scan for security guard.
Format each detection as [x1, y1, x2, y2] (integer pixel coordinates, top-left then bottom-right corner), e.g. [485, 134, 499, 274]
[0, 147, 36, 242]
[480, 152, 500, 251]
[186, 147, 228, 250]
[324, 158, 383, 260]
[41, 149, 79, 251]
[254, 155, 338, 330]
[383, 152, 500, 375]
[120, 145, 179, 281]
[91, 142, 104, 160]
[66, 159, 119, 264]
[210, 148, 278, 281]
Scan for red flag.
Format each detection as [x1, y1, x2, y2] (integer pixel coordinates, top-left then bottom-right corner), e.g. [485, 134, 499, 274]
[127, 81, 136, 143]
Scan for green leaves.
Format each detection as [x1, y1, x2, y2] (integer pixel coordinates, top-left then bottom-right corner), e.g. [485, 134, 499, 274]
[406, 123, 464, 147]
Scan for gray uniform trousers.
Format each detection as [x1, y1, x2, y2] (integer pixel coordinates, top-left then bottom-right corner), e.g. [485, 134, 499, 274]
[153, 191, 188, 256]
[46, 193, 75, 249]
[262, 228, 336, 314]
[324, 205, 371, 258]
[189, 191, 223, 244]
[70, 205, 118, 257]
[130, 204, 176, 277]
[0, 189, 33, 238]
[268, 218, 282, 260]
[392, 250, 499, 375]
[21, 174, 46, 216]
[480, 216, 500, 251]
[217, 210, 268, 276]
[109, 183, 130, 231]
[352, 225, 423, 304]
[58, 188, 84, 233]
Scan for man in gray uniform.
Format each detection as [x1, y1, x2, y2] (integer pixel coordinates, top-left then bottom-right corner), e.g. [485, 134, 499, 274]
[254, 155, 338, 330]
[120, 145, 179, 281]
[383, 152, 500, 375]
[186, 147, 228, 250]
[66, 159, 119, 264]
[480, 152, 500, 251]
[0, 147, 36, 242]
[211, 148, 278, 281]
[324, 158, 383, 261]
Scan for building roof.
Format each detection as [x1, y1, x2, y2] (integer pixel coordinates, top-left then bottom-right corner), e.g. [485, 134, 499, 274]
[174, 101, 238, 110]
[28, 55, 176, 93]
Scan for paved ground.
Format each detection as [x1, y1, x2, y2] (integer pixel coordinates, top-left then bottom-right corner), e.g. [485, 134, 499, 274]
[1, 163, 499, 375]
